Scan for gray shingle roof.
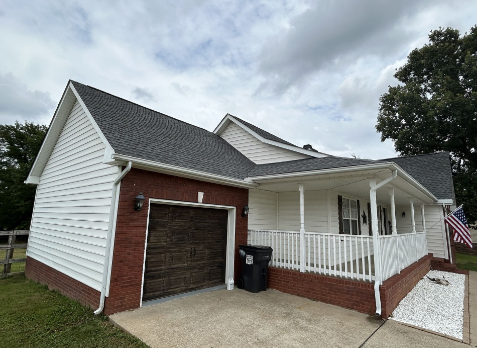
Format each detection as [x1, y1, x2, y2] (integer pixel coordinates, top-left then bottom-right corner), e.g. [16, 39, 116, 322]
[379, 152, 454, 201]
[72, 81, 453, 200]
[248, 152, 453, 200]
[71, 81, 255, 179]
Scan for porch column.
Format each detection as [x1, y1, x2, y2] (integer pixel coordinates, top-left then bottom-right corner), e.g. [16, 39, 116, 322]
[299, 184, 305, 273]
[389, 188, 397, 235]
[410, 199, 416, 233]
[421, 204, 426, 232]
[410, 199, 417, 260]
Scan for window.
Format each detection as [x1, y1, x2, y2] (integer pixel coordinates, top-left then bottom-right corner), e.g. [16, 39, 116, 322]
[342, 198, 359, 235]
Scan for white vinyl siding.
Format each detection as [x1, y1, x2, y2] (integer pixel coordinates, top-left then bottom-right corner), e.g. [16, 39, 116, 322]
[248, 189, 278, 230]
[220, 122, 312, 164]
[395, 204, 446, 258]
[27, 100, 118, 291]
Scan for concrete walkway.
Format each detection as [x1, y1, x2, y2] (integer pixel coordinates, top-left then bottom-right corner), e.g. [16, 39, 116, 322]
[110, 287, 469, 348]
[470, 271, 477, 346]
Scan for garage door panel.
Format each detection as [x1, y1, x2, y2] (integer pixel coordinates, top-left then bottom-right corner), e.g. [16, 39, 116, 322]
[190, 269, 207, 286]
[143, 203, 228, 302]
[169, 206, 192, 221]
[208, 209, 228, 221]
[149, 206, 169, 220]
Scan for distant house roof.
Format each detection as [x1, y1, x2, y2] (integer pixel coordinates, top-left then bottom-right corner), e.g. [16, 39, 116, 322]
[45, 81, 454, 201]
[71, 81, 256, 180]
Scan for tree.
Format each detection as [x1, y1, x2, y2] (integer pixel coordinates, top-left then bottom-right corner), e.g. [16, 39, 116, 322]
[0, 121, 47, 230]
[376, 26, 477, 225]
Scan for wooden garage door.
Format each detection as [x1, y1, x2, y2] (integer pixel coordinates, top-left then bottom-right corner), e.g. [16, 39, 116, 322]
[142, 204, 228, 301]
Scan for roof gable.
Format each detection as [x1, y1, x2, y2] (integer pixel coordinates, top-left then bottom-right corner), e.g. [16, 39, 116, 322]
[26, 82, 113, 184]
[214, 114, 329, 159]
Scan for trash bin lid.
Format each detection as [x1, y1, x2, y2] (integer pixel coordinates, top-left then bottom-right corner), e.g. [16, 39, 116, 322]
[239, 244, 273, 252]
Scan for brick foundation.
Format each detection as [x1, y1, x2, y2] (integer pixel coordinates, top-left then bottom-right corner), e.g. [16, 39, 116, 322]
[268, 267, 376, 314]
[268, 254, 433, 318]
[25, 256, 100, 309]
[379, 254, 432, 318]
[104, 168, 248, 315]
[431, 257, 469, 275]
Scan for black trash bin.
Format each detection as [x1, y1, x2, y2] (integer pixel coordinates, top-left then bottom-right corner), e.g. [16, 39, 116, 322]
[238, 245, 273, 293]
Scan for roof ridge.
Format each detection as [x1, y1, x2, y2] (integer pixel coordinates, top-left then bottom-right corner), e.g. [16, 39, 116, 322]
[379, 151, 449, 161]
[71, 80, 215, 134]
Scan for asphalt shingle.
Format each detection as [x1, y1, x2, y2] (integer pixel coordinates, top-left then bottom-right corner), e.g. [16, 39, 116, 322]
[71, 81, 454, 200]
[72, 81, 255, 180]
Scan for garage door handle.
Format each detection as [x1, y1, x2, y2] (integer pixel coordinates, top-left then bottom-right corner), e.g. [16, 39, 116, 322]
[193, 247, 196, 256]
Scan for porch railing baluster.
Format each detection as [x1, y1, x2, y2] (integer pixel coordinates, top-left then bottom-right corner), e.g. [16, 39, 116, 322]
[343, 235, 348, 278]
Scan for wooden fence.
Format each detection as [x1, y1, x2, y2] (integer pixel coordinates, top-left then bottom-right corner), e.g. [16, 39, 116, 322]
[1, 230, 29, 279]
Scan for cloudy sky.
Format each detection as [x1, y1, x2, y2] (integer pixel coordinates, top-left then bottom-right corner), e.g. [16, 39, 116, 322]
[1, 1, 475, 159]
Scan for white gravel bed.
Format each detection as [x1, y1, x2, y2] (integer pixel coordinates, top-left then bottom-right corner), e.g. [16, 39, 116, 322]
[391, 270, 466, 339]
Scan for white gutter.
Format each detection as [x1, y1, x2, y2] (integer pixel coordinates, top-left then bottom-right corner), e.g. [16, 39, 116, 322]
[112, 154, 257, 189]
[94, 161, 132, 315]
[246, 162, 437, 202]
[370, 170, 397, 316]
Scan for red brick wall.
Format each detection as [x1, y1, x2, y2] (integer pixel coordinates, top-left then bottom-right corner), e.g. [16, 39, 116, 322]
[268, 267, 376, 314]
[25, 256, 100, 309]
[104, 168, 248, 315]
[380, 254, 432, 318]
[431, 257, 469, 275]
[268, 254, 432, 318]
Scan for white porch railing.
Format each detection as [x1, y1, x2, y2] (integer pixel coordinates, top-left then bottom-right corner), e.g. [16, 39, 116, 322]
[378, 232, 428, 281]
[248, 230, 375, 281]
[247, 230, 428, 283]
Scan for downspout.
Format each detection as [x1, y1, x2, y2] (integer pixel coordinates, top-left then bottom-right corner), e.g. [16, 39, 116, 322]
[94, 161, 132, 315]
[370, 170, 397, 317]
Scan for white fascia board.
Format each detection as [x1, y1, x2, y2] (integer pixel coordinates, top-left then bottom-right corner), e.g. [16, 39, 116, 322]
[25, 83, 76, 184]
[214, 114, 329, 158]
[25, 176, 40, 184]
[247, 162, 438, 202]
[437, 199, 454, 205]
[112, 154, 258, 189]
[69, 83, 115, 163]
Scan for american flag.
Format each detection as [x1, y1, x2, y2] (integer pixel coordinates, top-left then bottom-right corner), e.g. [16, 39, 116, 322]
[445, 206, 473, 248]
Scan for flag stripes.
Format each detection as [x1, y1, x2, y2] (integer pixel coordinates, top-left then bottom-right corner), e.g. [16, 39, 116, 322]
[444, 206, 472, 248]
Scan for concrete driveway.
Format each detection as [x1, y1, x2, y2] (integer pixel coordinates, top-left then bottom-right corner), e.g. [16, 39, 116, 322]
[110, 288, 467, 348]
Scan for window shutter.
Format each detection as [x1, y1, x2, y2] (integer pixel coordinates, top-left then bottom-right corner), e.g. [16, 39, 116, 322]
[357, 200, 361, 235]
[338, 195, 343, 234]
[383, 208, 388, 235]
[367, 202, 372, 235]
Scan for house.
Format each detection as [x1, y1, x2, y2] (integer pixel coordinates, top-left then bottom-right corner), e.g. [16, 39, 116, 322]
[24, 80, 456, 318]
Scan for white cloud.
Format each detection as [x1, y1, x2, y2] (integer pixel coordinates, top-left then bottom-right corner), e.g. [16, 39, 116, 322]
[0, 0, 476, 159]
[0, 73, 55, 124]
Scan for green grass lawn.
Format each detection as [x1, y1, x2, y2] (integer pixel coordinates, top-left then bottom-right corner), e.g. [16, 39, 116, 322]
[0, 275, 149, 348]
[456, 252, 477, 272]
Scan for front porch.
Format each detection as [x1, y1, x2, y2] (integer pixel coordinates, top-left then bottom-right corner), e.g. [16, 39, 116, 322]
[247, 166, 440, 315]
[248, 230, 428, 282]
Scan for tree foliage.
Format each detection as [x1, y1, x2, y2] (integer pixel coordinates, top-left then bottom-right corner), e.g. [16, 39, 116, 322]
[0, 121, 47, 230]
[376, 26, 477, 225]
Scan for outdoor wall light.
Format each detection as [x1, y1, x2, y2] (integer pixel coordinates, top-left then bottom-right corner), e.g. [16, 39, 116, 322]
[134, 192, 145, 211]
[242, 205, 249, 217]
[402, 212, 406, 218]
